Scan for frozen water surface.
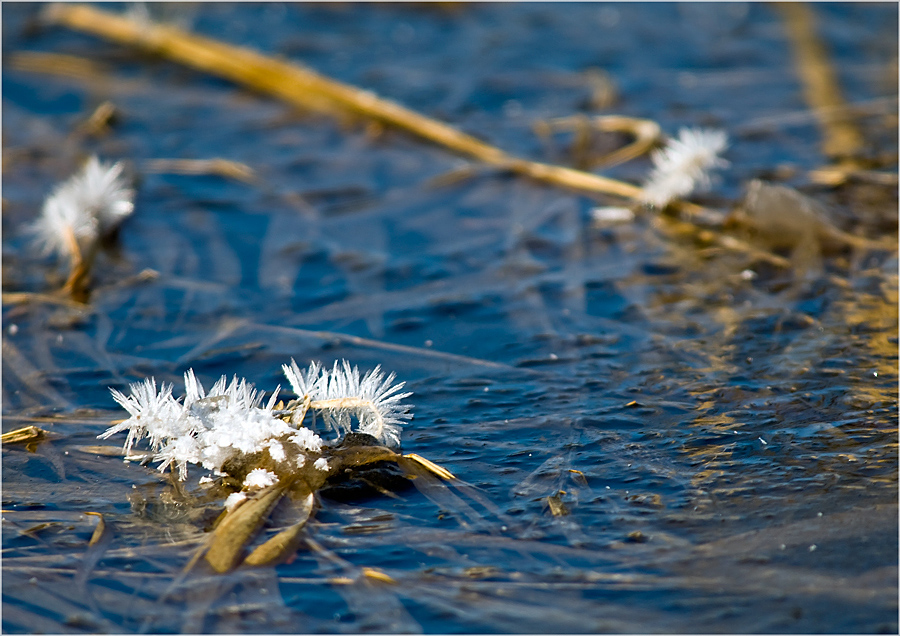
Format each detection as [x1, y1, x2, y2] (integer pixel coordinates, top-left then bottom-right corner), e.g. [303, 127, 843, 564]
[3, 3, 897, 633]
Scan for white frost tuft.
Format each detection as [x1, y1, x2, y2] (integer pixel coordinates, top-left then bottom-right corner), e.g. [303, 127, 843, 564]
[641, 127, 729, 208]
[288, 427, 323, 453]
[243, 468, 279, 489]
[283, 359, 412, 447]
[32, 156, 134, 260]
[224, 492, 247, 511]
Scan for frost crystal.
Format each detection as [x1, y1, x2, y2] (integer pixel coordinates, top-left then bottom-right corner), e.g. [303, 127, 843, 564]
[641, 127, 729, 208]
[224, 492, 246, 511]
[289, 427, 323, 453]
[283, 359, 413, 447]
[101, 370, 322, 480]
[32, 156, 134, 259]
[314, 457, 329, 472]
[243, 468, 278, 489]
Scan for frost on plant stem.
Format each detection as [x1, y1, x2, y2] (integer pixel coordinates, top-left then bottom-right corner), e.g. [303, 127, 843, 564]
[101, 369, 319, 481]
[283, 359, 413, 448]
[31, 156, 134, 261]
[102, 360, 413, 482]
[641, 127, 729, 208]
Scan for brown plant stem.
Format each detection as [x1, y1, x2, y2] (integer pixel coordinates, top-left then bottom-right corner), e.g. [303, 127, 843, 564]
[44, 3, 641, 201]
[777, 2, 866, 163]
[44, 3, 799, 268]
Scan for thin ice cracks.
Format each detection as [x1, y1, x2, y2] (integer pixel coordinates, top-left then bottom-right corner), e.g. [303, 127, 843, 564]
[32, 156, 134, 261]
[641, 127, 729, 208]
[283, 359, 413, 448]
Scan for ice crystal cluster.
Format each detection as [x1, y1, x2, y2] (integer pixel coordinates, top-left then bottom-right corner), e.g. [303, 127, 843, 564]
[101, 360, 412, 481]
[32, 156, 135, 260]
[243, 467, 279, 489]
[283, 359, 412, 448]
[641, 127, 729, 208]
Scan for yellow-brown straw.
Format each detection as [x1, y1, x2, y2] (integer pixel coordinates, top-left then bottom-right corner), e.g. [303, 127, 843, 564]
[777, 3, 866, 162]
[43, 3, 814, 268]
[45, 4, 642, 201]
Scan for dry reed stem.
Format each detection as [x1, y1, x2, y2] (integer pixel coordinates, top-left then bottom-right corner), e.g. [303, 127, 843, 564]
[243, 492, 314, 567]
[403, 453, 456, 480]
[74, 101, 117, 137]
[6, 222, 95, 304]
[46, 3, 796, 267]
[539, 115, 662, 169]
[308, 397, 388, 431]
[1, 425, 48, 445]
[361, 567, 398, 584]
[205, 482, 288, 572]
[654, 215, 792, 269]
[144, 158, 257, 184]
[61, 259, 91, 304]
[54, 219, 93, 303]
[84, 511, 107, 547]
[777, 3, 866, 162]
[808, 165, 899, 187]
[8, 51, 108, 81]
[45, 3, 640, 201]
[1, 291, 87, 307]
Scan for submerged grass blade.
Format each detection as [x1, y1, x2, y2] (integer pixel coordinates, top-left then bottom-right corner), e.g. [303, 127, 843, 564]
[204, 482, 288, 573]
[243, 491, 314, 567]
[777, 3, 865, 162]
[401, 453, 456, 480]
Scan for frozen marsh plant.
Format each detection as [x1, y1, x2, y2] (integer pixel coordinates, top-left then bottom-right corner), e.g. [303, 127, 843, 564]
[102, 370, 321, 481]
[641, 127, 729, 208]
[101, 359, 412, 482]
[32, 155, 134, 263]
[101, 359, 455, 572]
[31, 155, 134, 300]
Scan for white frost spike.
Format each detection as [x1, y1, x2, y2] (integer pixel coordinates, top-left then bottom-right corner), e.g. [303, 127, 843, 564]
[102, 378, 180, 456]
[283, 359, 413, 447]
[641, 127, 729, 208]
[32, 156, 134, 259]
[105, 360, 412, 482]
[282, 359, 323, 399]
[183, 368, 206, 405]
[352, 363, 413, 448]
